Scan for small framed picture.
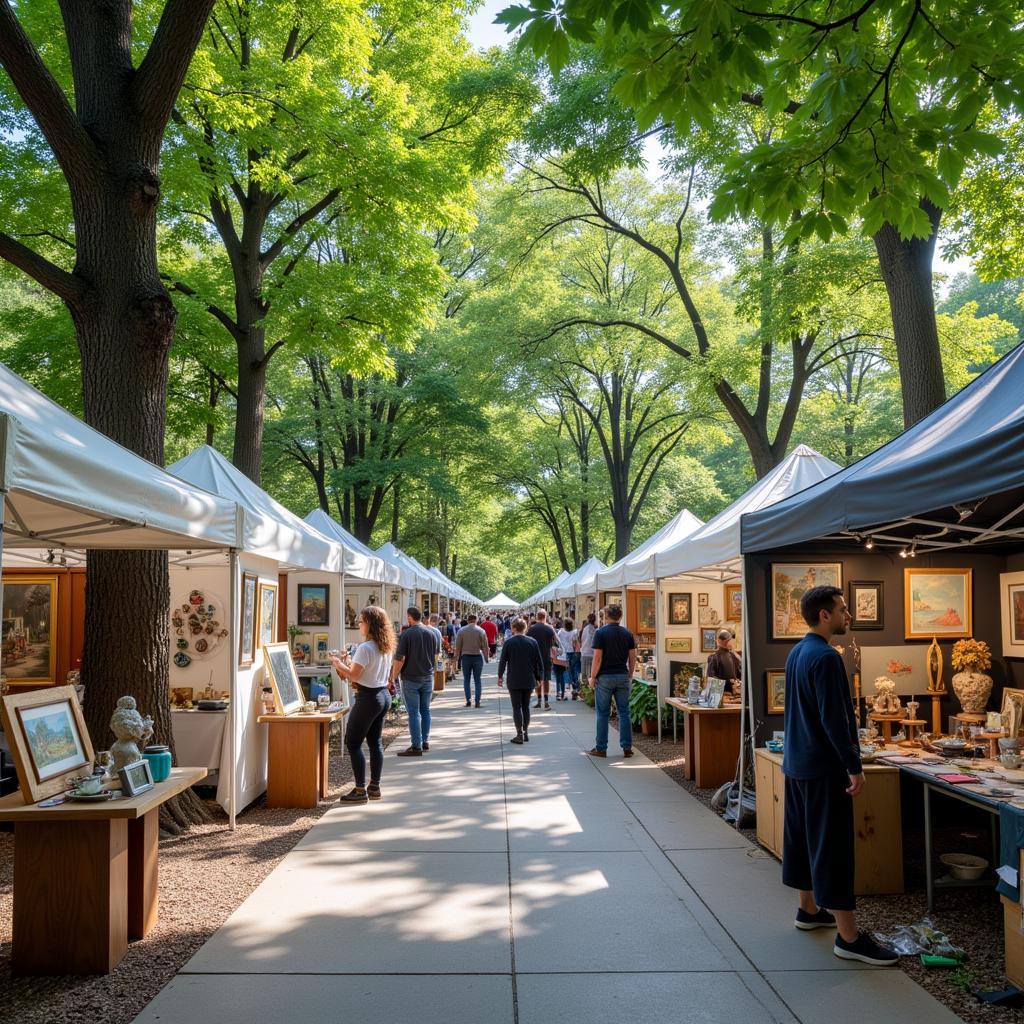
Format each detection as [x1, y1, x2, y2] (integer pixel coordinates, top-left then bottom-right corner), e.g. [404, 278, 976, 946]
[848, 580, 883, 630]
[724, 583, 742, 624]
[665, 637, 693, 654]
[239, 572, 258, 667]
[668, 593, 692, 625]
[297, 583, 330, 626]
[257, 581, 279, 649]
[119, 758, 155, 797]
[701, 628, 718, 653]
[766, 670, 786, 714]
[698, 592, 709, 607]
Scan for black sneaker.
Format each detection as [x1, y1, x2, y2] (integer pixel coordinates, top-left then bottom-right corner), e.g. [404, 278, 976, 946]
[833, 931, 899, 966]
[422, 741, 430, 751]
[396, 746, 423, 757]
[510, 735, 524, 745]
[340, 787, 368, 804]
[475, 701, 481, 707]
[366, 782, 382, 801]
[466, 700, 472, 707]
[523, 732, 529, 742]
[534, 701, 541, 709]
[795, 907, 836, 931]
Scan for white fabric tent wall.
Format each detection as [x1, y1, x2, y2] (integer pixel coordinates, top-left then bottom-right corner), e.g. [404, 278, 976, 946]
[596, 509, 704, 590]
[304, 509, 399, 585]
[483, 592, 519, 610]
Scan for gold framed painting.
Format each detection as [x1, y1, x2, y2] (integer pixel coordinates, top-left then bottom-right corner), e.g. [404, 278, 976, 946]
[771, 563, 842, 640]
[766, 670, 786, 714]
[257, 581, 279, 650]
[1000, 571, 1024, 658]
[724, 582, 742, 623]
[1002, 688, 1024, 739]
[903, 568, 972, 640]
[1, 574, 58, 685]
[665, 636, 692, 654]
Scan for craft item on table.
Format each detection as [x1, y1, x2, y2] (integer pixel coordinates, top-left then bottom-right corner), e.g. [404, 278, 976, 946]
[868, 676, 903, 715]
[108, 696, 154, 775]
[935, 773, 984, 785]
[988, 711, 1005, 732]
[950, 638, 993, 714]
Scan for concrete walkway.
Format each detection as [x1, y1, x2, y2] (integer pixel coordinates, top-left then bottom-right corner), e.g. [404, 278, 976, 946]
[135, 667, 964, 1024]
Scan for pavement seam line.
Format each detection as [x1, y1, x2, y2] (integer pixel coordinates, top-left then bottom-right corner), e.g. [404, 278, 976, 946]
[496, 676, 521, 1024]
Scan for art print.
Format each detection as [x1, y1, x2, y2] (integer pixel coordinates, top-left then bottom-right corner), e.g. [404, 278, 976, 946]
[903, 568, 972, 640]
[239, 573, 258, 667]
[1000, 572, 1024, 658]
[771, 563, 842, 640]
[701, 628, 718, 653]
[848, 580, 883, 631]
[766, 670, 786, 714]
[724, 583, 743, 623]
[297, 583, 329, 626]
[1, 575, 58, 684]
[665, 636, 693, 654]
[257, 581, 278, 650]
[668, 593, 692, 625]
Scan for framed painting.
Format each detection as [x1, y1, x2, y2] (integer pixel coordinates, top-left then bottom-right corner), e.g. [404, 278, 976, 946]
[1000, 571, 1024, 658]
[1, 574, 58, 685]
[239, 572, 258, 667]
[724, 583, 743, 623]
[669, 661, 704, 698]
[766, 670, 786, 714]
[860, 644, 929, 695]
[1002, 688, 1024, 739]
[263, 642, 305, 715]
[667, 592, 692, 625]
[314, 632, 330, 665]
[848, 580, 883, 631]
[701, 627, 718, 653]
[257, 581, 279, 650]
[600, 592, 619, 611]
[637, 594, 656, 631]
[698, 592, 709, 607]
[297, 583, 329, 626]
[903, 568, 972, 640]
[1, 685, 94, 803]
[771, 563, 842, 640]
[665, 636, 693, 654]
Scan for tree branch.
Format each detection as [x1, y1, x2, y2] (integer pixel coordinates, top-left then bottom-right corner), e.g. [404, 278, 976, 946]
[0, 232, 85, 305]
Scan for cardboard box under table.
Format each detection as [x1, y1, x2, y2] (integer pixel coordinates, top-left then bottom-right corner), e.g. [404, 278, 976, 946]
[258, 708, 348, 808]
[0, 766, 206, 975]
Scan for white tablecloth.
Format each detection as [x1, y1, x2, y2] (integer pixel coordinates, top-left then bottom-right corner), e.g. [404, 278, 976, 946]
[171, 709, 227, 771]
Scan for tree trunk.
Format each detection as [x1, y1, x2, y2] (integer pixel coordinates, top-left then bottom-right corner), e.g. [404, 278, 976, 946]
[233, 327, 267, 483]
[873, 200, 946, 427]
[391, 482, 400, 542]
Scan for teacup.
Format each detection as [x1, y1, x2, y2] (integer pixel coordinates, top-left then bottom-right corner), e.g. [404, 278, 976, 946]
[1000, 753, 1022, 770]
[76, 775, 103, 795]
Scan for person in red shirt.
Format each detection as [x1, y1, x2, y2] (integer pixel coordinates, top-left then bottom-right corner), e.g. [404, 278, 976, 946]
[481, 614, 499, 656]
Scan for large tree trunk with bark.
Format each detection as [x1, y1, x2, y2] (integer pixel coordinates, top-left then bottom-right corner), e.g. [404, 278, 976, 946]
[873, 200, 946, 428]
[233, 326, 268, 483]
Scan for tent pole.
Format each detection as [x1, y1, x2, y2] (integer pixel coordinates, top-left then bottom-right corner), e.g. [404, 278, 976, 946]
[340, 569, 349, 707]
[735, 562, 754, 831]
[655, 575, 664, 743]
[228, 549, 238, 831]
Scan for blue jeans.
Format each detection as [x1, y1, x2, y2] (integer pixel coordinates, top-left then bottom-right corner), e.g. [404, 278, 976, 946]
[462, 654, 484, 703]
[402, 677, 433, 749]
[595, 674, 632, 752]
[553, 662, 568, 698]
[566, 652, 582, 694]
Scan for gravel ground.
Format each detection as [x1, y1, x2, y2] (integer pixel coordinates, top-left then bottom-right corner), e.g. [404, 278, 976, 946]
[0, 716, 403, 1024]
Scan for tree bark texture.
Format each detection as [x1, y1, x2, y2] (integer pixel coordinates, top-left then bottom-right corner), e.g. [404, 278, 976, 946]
[873, 200, 946, 427]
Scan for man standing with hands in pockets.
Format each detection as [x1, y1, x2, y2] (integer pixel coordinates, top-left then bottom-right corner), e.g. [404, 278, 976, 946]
[782, 585, 898, 966]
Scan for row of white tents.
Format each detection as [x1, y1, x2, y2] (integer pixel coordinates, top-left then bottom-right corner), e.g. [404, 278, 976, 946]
[0, 364, 481, 826]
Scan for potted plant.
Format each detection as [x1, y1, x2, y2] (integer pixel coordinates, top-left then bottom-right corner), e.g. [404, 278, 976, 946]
[950, 638, 993, 714]
[629, 681, 659, 736]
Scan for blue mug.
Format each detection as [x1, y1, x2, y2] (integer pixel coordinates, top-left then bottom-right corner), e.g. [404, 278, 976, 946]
[143, 744, 172, 782]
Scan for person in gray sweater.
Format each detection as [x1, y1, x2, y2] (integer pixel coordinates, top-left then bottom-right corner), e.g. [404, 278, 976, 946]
[455, 614, 490, 707]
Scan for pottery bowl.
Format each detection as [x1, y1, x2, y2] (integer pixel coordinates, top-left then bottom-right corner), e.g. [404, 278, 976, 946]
[939, 853, 987, 880]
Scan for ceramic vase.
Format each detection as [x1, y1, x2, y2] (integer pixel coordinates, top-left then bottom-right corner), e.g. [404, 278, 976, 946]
[952, 670, 993, 714]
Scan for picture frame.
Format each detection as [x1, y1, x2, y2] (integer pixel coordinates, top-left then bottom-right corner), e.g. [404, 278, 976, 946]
[171, 687, 194, 707]
[848, 580, 883, 630]
[703, 677, 727, 709]
[860, 644, 930, 695]
[0, 685, 94, 804]
[724, 582, 743, 624]
[257, 581, 279, 650]
[1000, 571, 1024, 658]
[239, 572, 258, 667]
[667, 592, 692, 625]
[669, 661, 704, 699]
[314, 632, 330, 665]
[665, 636, 693, 654]
[1001, 688, 1024, 739]
[771, 563, 842, 640]
[766, 670, 786, 714]
[903, 567, 972, 640]
[0, 574, 58, 685]
[263, 641, 305, 715]
[637, 594, 656, 631]
[297, 583, 329, 626]
[698, 592, 709, 607]
[119, 758, 155, 797]
[600, 592, 619, 611]
[701, 627, 718, 653]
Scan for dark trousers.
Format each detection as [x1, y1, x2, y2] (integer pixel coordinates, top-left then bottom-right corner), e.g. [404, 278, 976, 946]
[782, 773, 856, 911]
[509, 688, 532, 736]
[345, 686, 389, 788]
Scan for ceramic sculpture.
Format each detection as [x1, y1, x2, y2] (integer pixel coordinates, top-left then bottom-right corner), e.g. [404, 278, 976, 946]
[870, 676, 902, 715]
[109, 696, 154, 775]
[950, 639, 993, 714]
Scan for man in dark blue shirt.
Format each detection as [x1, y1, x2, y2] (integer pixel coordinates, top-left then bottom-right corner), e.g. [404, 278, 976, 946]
[782, 585, 897, 967]
[587, 604, 637, 759]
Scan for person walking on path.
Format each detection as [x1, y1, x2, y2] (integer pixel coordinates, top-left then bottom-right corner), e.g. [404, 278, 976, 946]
[557, 617, 582, 700]
[455, 613, 489, 707]
[390, 606, 440, 757]
[330, 606, 396, 804]
[579, 612, 597, 688]
[481, 614, 499, 658]
[783, 585, 898, 966]
[526, 609, 556, 710]
[587, 604, 635, 759]
[497, 617, 543, 744]
[707, 628, 742, 696]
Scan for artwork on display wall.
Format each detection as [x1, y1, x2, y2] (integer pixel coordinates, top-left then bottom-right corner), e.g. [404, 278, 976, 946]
[297, 583, 330, 626]
[766, 670, 786, 713]
[667, 593, 692, 625]
[698, 592, 709, 607]
[771, 563, 843, 640]
[860, 644, 930, 695]
[1, 574, 58, 684]
[1001, 688, 1024, 739]
[701, 627, 718, 653]
[0, 685, 94, 803]
[171, 588, 229, 668]
[669, 661, 705, 698]
[263, 641, 305, 715]
[637, 594, 656, 631]
[257, 581, 279, 650]
[1000, 571, 1024, 658]
[344, 598, 358, 628]
[848, 580, 884, 630]
[171, 687, 194, 707]
[239, 572, 258, 667]
[904, 568, 972, 640]
[724, 583, 743, 624]
[699, 606, 721, 626]
[665, 637, 693, 654]
[314, 632, 330, 665]
[600, 592, 619, 610]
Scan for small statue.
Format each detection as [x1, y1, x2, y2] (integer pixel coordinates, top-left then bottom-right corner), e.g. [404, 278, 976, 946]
[109, 696, 154, 775]
[869, 676, 902, 716]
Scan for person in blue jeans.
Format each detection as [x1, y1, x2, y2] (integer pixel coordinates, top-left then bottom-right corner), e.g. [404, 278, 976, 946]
[390, 606, 441, 756]
[455, 614, 490, 707]
[587, 604, 637, 759]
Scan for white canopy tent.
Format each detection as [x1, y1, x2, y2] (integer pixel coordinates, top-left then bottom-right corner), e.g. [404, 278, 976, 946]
[304, 509, 399, 585]
[376, 542, 436, 597]
[482, 592, 520, 610]
[552, 555, 608, 603]
[596, 509, 704, 591]
[525, 569, 570, 608]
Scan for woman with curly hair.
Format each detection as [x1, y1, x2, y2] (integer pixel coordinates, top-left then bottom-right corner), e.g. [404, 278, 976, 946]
[330, 605, 396, 804]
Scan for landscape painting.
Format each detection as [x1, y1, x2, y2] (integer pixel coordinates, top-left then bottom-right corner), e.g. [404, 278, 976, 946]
[904, 568, 972, 639]
[771, 563, 842, 640]
[1, 575, 58, 683]
[297, 583, 329, 626]
[17, 699, 88, 782]
[999, 572, 1024, 657]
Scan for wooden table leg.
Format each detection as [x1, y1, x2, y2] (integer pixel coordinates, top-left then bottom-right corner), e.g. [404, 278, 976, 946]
[13, 818, 128, 975]
[684, 713, 695, 781]
[319, 721, 330, 799]
[128, 808, 159, 940]
[266, 721, 322, 808]
[693, 714, 742, 789]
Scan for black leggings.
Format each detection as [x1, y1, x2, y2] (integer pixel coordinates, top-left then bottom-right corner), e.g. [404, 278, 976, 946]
[509, 688, 532, 736]
[345, 686, 389, 787]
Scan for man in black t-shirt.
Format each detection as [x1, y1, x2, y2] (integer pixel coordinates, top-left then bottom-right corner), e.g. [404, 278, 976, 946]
[588, 604, 637, 759]
[526, 609, 556, 711]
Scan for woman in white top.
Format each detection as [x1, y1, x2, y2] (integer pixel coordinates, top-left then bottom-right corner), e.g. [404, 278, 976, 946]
[330, 606, 395, 804]
[555, 618, 578, 701]
[579, 613, 598, 690]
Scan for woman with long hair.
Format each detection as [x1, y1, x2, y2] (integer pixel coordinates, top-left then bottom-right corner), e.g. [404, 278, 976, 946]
[330, 606, 396, 804]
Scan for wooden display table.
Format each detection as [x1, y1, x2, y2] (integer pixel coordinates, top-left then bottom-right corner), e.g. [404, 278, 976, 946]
[754, 749, 903, 895]
[0, 766, 207, 975]
[663, 698, 742, 788]
[258, 708, 348, 808]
